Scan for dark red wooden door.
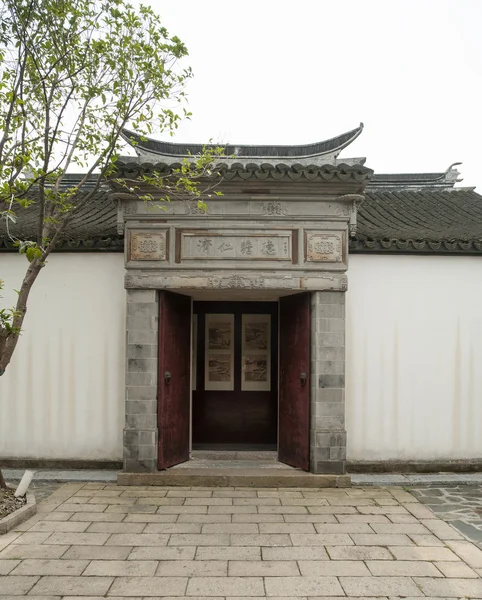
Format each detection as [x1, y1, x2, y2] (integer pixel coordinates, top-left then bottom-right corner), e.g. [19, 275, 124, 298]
[158, 291, 191, 470]
[278, 293, 311, 471]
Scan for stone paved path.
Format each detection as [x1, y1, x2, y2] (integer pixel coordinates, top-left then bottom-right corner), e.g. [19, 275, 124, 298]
[411, 485, 482, 550]
[1, 483, 482, 598]
[29, 482, 63, 504]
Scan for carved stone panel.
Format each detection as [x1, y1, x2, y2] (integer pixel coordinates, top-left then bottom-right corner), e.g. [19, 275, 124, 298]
[179, 231, 292, 261]
[184, 201, 208, 215]
[261, 201, 288, 216]
[130, 230, 167, 261]
[305, 232, 343, 263]
[334, 204, 350, 217]
[123, 201, 138, 215]
[207, 275, 265, 289]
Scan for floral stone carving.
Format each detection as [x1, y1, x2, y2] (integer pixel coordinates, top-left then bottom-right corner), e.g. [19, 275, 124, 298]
[261, 201, 288, 216]
[130, 231, 167, 261]
[306, 233, 343, 262]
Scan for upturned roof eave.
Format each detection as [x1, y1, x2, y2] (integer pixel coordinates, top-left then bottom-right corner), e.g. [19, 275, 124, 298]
[120, 123, 365, 161]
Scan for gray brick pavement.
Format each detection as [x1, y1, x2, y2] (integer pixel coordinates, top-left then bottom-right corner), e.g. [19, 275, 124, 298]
[0, 482, 481, 597]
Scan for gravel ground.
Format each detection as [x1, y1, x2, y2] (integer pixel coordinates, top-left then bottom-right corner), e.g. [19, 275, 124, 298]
[0, 487, 26, 520]
[4, 478, 62, 504]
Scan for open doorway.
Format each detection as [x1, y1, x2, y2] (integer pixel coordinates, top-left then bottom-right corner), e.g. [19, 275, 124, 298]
[192, 301, 278, 450]
[156, 290, 310, 471]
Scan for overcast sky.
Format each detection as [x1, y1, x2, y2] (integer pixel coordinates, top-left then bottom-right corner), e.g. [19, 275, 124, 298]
[147, 0, 482, 191]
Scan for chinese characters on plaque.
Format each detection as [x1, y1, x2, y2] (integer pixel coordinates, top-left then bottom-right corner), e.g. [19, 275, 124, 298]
[181, 233, 291, 261]
[204, 314, 234, 391]
[242, 314, 271, 391]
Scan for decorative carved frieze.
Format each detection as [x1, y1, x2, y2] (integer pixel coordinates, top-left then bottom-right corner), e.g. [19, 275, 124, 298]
[207, 275, 265, 289]
[123, 202, 138, 215]
[180, 231, 292, 261]
[130, 231, 167, 261]
[124, 270, 348, 292]
[334, 204, 350, 217]
[261, 201, 288, 216]
[305, 232, 343, 263]
[185, 201, 208, 215]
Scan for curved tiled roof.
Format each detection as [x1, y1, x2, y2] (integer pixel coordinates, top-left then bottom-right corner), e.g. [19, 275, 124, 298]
[0, 188, 123, 252]
[351, 187, 482, 253]
[2, 173, 481, 255]
[121, 124, 364, 160]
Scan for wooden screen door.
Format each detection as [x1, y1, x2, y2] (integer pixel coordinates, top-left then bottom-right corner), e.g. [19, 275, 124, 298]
[278, 292, 311, 471]
[158, 291, 191, 470]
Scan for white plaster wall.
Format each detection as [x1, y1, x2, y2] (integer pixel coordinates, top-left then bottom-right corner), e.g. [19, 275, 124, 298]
[346, 254, 482, 461]
[0, 253, 125, 460]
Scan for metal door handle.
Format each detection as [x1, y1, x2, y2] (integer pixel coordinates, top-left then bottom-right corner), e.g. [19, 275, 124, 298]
[164, 370, 171, 385]
[300, 372, 307, 386]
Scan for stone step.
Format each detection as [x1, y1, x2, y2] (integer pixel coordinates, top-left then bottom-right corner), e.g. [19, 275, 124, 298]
[117, 468, 351, 488]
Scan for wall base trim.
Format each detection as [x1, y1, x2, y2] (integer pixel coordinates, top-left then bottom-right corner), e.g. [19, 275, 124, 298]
[0, 459, 123, 470]
[348, 459, 482, 473]
[4, 458, 481, 475]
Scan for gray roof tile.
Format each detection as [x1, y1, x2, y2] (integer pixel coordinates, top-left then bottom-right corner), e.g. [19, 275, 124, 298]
[351, 188, 482, 254]
[2, 174, 481, 255]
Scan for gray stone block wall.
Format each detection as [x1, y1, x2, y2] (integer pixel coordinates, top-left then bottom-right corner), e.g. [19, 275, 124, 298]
[310, 291, 347, 474]
[124, 289, 159, 472]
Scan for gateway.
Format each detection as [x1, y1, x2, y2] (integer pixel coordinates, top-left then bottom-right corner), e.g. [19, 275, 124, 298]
[118, 125, 365, 474]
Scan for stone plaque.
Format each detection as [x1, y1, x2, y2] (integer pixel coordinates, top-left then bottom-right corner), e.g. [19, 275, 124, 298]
[306, 232, 343, 262]
[130, 231, 167, 261]
[180, 232, 292, 261]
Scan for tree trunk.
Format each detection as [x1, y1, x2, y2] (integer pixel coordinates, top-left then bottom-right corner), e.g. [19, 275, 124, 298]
[0, 259, 43, 375]
[0, 468, 7, 490]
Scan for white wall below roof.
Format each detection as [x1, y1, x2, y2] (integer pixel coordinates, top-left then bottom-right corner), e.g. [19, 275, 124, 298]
[346, 254, 482, 462]
[2, 251, 481, 464]
[0, 253, 125, 461]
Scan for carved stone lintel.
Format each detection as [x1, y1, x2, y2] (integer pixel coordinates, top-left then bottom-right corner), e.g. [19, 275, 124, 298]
[124, 270, 347, 292]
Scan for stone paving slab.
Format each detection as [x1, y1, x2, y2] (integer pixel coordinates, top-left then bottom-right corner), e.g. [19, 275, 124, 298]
[353, 473, 482, 486]
[0, 481, 481, 597]
[411, 484, 482, 549]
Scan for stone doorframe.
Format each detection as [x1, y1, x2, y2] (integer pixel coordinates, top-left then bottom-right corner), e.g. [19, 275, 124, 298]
[124, 287, 347, 475]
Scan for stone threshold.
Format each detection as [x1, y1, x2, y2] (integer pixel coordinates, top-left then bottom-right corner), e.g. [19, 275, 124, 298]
[190, 450, 279, 461]
[117, 468, 351, 488]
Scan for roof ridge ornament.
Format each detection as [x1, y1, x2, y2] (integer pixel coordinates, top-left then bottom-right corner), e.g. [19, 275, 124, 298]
[444, 162, 463, 184]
